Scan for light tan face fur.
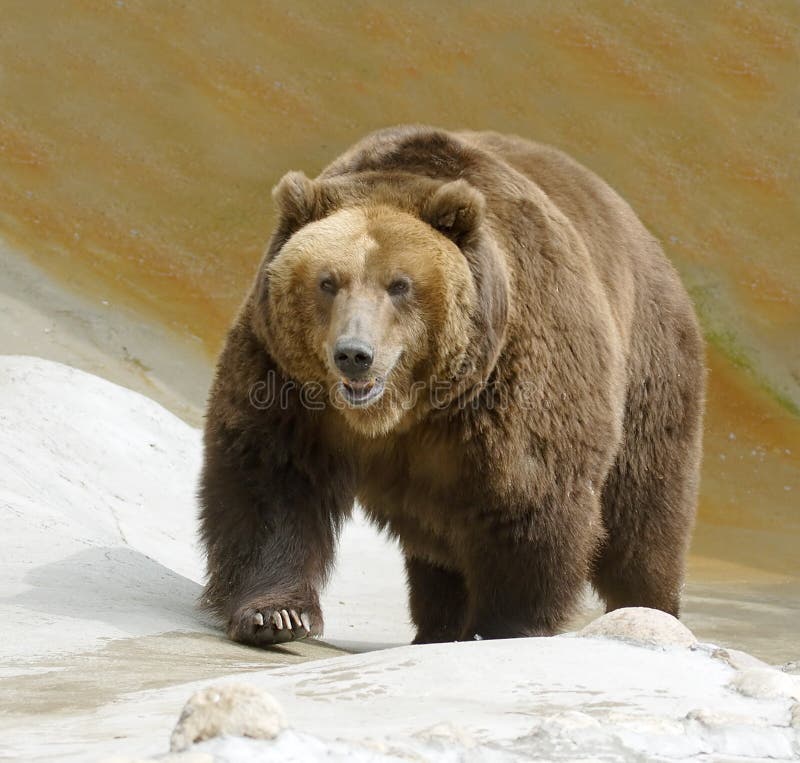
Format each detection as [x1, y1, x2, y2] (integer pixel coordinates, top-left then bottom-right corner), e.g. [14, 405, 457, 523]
[265, 205, 476, 436]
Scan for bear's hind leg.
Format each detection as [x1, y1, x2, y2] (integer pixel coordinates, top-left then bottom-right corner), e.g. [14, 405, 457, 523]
[593, 340, 704, 617]
[405, 556, 468, 644]
[460, 494, 603, 640]
[593, 461, 697, 617]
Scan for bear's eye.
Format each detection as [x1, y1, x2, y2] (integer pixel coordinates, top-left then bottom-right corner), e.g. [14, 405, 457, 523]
[387, 277, 411, 297]
[319, 276, 337, 295]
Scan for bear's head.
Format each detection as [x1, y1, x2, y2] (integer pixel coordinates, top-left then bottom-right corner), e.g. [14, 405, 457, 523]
[251, 171, 508, 437]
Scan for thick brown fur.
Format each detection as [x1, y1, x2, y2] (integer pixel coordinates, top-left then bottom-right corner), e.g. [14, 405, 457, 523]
[199, 126, 705, 646]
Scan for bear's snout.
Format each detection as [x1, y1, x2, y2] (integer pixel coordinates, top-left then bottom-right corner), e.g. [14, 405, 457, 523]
[333, 337, 374, 379]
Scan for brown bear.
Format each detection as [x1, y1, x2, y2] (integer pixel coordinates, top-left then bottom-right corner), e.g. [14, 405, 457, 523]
[199, 125, 705, 646]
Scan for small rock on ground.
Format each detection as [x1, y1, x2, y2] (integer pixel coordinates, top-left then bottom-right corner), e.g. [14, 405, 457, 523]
[170, 683, 287, 753]
[578, 607, 698, 648]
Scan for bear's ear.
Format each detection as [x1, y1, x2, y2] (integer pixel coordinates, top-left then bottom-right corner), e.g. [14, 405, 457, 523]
[272, 171, 317, 232]
[422, 180, 485, 246]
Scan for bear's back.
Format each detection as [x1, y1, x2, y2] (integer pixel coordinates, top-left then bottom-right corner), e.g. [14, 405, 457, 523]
[319, 125, 696, 371]
[320, 125, 673, 309]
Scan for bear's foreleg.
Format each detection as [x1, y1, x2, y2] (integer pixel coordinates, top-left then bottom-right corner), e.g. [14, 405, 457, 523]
[199, 424, 351, 647]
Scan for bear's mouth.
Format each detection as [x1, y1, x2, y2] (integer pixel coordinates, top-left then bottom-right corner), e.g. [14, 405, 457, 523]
[338, 377, 386, 408]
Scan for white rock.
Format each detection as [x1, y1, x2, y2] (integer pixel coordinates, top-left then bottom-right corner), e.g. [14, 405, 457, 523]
[546, 710, 603, 730]
[578, 607, 698, 648]
[782, 660, 800, 675]
[170, 683, 288, 752]
[710, 646, 769, 671]
[731, 667, 800, 701]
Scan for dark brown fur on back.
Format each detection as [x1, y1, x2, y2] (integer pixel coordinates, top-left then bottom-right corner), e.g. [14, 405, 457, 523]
[199, 126, 705, 646]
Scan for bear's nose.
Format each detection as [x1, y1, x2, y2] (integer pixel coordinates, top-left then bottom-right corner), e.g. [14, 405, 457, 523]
[333, 337, 374, 377]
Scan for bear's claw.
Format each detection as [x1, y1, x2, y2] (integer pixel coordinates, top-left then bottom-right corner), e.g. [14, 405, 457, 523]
[228, 599, 322, 647]
[234, 607, 312, 645]
[258, 608, 305, 637]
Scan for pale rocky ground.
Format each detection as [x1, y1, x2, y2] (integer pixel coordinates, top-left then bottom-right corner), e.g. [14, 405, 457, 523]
[0, 355, 410, 762]
[2, 356, 799, 762]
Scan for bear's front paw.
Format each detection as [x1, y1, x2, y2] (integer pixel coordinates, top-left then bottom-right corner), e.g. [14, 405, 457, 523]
[228, 599, 323, 647]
